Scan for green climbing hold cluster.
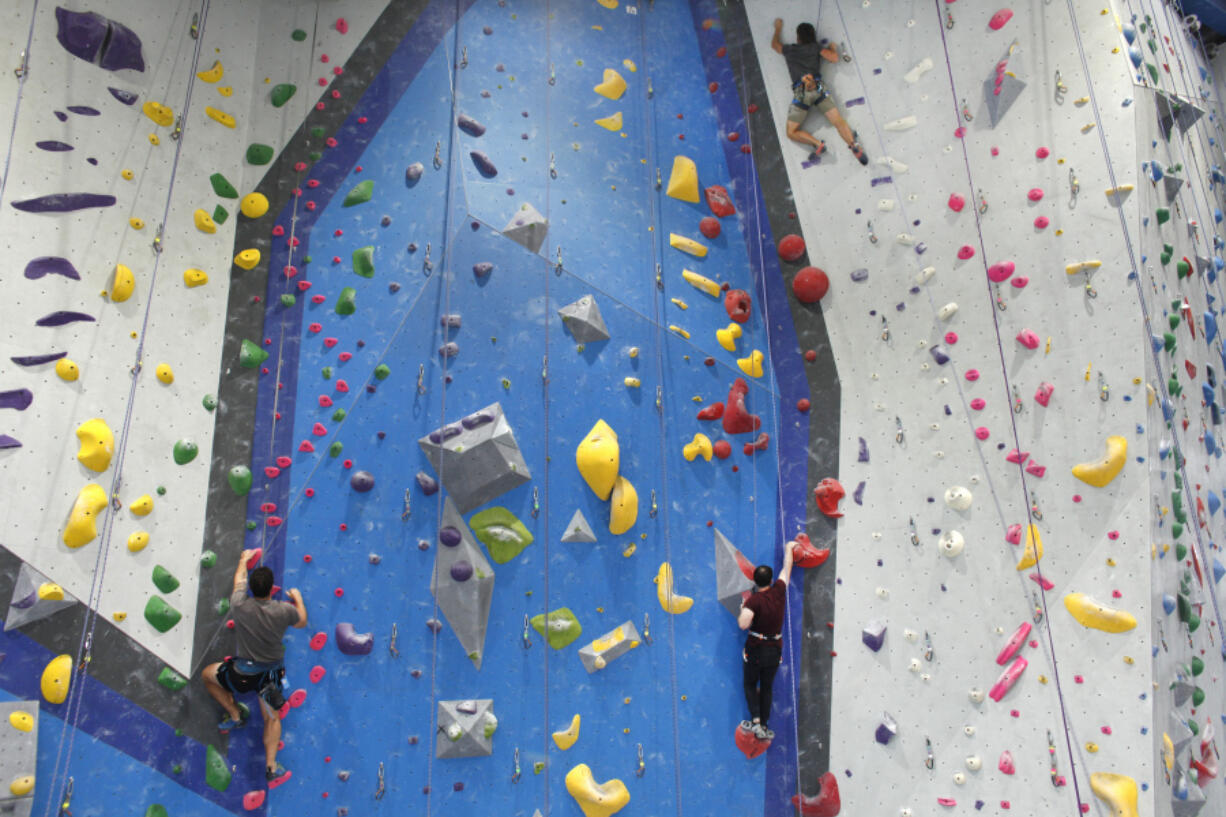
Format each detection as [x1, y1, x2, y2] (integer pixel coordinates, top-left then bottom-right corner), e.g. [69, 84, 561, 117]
[1160, 243, 1174, 265]
[469, 507, 535, 563]
[239, 338, 269, 368]
[173, 439, 198, 465]
[157, 667, 187, 691]
[209, 172, 238, 198]
[205, 744, 231, 792]
[530, 607, 583, 649]
[352, 246, 375, 277]
[374, 363, 391, 380]
[270, 83, 297, 107]
[144, 596, 182, 633]
[152, 565, 180, 593]
[336, 287, 357, 315]
[246, 143, 274, 165]
[228, 465, 252, 496]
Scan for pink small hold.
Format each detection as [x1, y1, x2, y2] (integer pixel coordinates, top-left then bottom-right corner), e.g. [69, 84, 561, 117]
[323, 337, 338, 348]
[1030, 573, 1055, 590]
[311, 294, 326, 304]
[1080, 804, 1090, 814]
[1111, 589, 1122, 599]
[938, 799, 957, 808]
[308, 323, 322, 334]
[243, 791, 266, 811]
[965, 369, 980, 381]
[957, 245, 976, 260]
[991, 147, 1000, 156]
[945, 332, 959, 344]
[1034, 216, 1050, 229]
[1072, 495, 1082, 503]
[1002, 803, 1011, 810]
[1010, 276, 1029, 288]
[336, 379, 349, 393]
[1016, 329, 1040, 349]
[955, 127, 967, 139]
[987, 261, 1015, 282]
[998, 751, 1016, 775]
[336, 17, 348, 33]
[948, 193, 966, 212]
[1036, 147, 1050, 159]
[289, 689, 307, 708]
[1101, 726, 1112, 735]
[970, 398, 986, 410]
[974, 427, 990, 440]
[1005, 449, 1029, 464]
[1025, 461, 1046, 478]
[338, 351, 353, 362]
[1028, 188, 1044, 202]
[989, 9, 1014, 31]
[310, 665, 326, 683]
[1005, 524, 1022, 545]
[1107, 530, 1119, 540]
[310, 632, 328, 650]
[1035, 382, 1054, 406]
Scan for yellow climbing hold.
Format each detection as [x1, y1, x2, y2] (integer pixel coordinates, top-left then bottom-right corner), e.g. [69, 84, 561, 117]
[184, 268, 209, 288]
[55, 359, 79, 382]
[609, 476, 638, 535]
[565, 764, 630, 817]
[577, 420, 620, 500]
[40, 654, 72, 704]
[682, 269, 720, 297]
[127, 531, 150, 552]
[622, 59, 637, 72]
[7, 711, 32, 733]
[1162, 733, 1174, 771]
[623, 377, 641, 388]
[1064, 592, 1137, 633]
[1072, 435, 1127, 487]
[596, 0, 619, 9]
[683, 433, 713, 462]
[63, 484, 106, 548]
[552, 714, 581, 750]
[129, 217, 145, 230]
[241, 193, 269, 219]
[218, 86, 233, 97]
[205, 106, 236, 128]
[112, 611, 127, 622]
[121, 169, 134, 180]
[738, 349, 764, 378]
[130, 494, 154, 517]
[665, 155, 699, 203]
[142, 101, 173, 127]
[155, 363, 174, 384]
[668, 325, 690, 339]
[669, 232, 708, 258]
[148, 133, 159, 146]
[655, 562, 693, 614]
[38, 582, 64, 602]
[194, 209, 217, 233]
[717, 323, 742, 352]
[196, 60, 224, 83]
[8, 776, 33, 797]
[1104, 185, 1134, 205]
[594, 68, 627, 100]
[1065, 260, 1103, 275]
[595, 111, 623, 131]
[1089, 772, 1139, 817]
[110, 264, 135, 302]
[1016, 524, 1042, 570]
[234, 249, 261, 270]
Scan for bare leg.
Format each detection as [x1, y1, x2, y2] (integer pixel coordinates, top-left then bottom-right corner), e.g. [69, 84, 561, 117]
[261, 698, 282, 771]
[202, 663, 240, 721]
[785, 120, 825, 152]
[823, 108, 856, 146]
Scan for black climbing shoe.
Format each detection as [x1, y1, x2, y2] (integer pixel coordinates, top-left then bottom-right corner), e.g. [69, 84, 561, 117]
[267, 763, 292, 787]
[849, 142, 868, 165]
[218, 701, 250, 733]
[808, 141, 827, 162]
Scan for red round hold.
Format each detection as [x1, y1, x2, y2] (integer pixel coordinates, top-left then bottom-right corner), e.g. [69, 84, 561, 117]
[777, 234, 806, 262]
[797, 398, 811, 412]
[792, 267, 829, 303]
[712, 440, 732, 459]
[724, 289, 752, 323]
[804, 350, 817, 362]
[699, 217, 721, 239]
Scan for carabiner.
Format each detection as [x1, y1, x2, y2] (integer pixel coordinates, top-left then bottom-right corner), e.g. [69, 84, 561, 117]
[1098, 372, 1109, 401]
[1012, 385, 1024, 414]
[961, 99, 973, 122]
[978, 191, 988, 214]
[867, 220, 878, 244]
[908, 516, 920, 547]
[996, 284, 1007, 311]
[895, 416, 905, 445]
[946, 11, 955, 29]
[1029, 491, 1042, 521]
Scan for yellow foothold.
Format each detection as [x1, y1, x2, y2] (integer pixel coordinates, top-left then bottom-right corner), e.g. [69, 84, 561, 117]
[1089, 772, 1139, 817]
[127, 531, 149, 552]
[196, 59, 224, 83]
[155, 363, 174, 384]
[110, 264, 135, 302]
[593, 68, 627, 100]
[205, 106, 237, 128]
[130, 494, 154, 517]
[1086, 742, 1099, 753]
[609, 476, 638, 535]
[1038, 675, 1048, 684]
[623, 377, 641, 388]
[1016, 524, 1043, 570]
[240, 192, 270, 219]
[627, 347, 639, 359]
[37, 582, 64, 602]
[717, 323, 743, 351]
[596, 0, 619, 8]
[7, 711, 33, 733]
[621, 543, 636, 558]
[683, 433, 713, 462]
[623, 59, 637, 72]
[595, 111, 623, 131]
[129, 217, 144, 230]
[737, 349, 765, 378]
[55, 359, 80, 382]
[1072, 436, 1127, 487]
[1081, 123, 1096, 133]
[41, 654, 72, 704]
[1064, 592, 1137, 633]
[218, 86, 233, 97]
[112, 611, 127, 622]
[1065, 260, 1103, 275]
[681, 269, 721, 297]
[665, 155, 699, 203]
[1123, 655, 1134, 665]
[184, 268, 209, 288]
[668, 325, 690, 339]
[194, 209, 217, 233]
[142, 101, 174, 127]
[121, 169, 134, 180]
[576, 420, 620, 500]
[565, 764, 630, 817]
[234, 249, 261, 270]
[670, 298, 688, 310]
[9, 776, 33, 797]
[655, 562, 693, 614]
[669, 232, 708, 258]
[63, 484, 107, 547]
[148, 133, 159, 145]
[552, 714, 581, 750]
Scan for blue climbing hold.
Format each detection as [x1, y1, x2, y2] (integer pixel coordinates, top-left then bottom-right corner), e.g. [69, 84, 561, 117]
[1213, 558, 1225, 585]
[1122, 23, 1136, 44]
[1206, 311, 1219, 344]
[1208, 491, 1221, 516]
[1151, 333, 1164, 354]
[1202, 382, 1215, 407]
[1162, 594, 1177, 615]
[1206, 431, 1216, 456]
[1215, 208, 1223, 224]
[1129, 46, 1143, 68]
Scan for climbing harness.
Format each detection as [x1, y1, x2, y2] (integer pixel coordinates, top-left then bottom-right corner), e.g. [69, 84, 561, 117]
[1029, 491, 1042, 520]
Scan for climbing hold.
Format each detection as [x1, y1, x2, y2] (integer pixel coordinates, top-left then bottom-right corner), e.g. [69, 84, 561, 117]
[7, 711, 32, 732]
[1016, 329, 1040, 350]
[722, 378, 760, 434]
[75, 419, 114, 472]
[233, 249, 260, 270]
[594, 112, 623, 131]
[196, 60, 223, 82]
[40, 654, 71, 704]
[777, 234, 806, 262]
[240, 193, 269, 218]
[724, 289, 751, 323]
[737, 349, 764, 378]
[552, 714, 582, 750]
[609, 476, 638, 535]
[939, 530, 965, 558]
[1034, 382, 1054, 406]
[335, 622, 374, 655]
[352, 246, 376, 278]
[153, 363, 173, 384]
[705, 184, 735, 217]
[665, 156, 699, 202]
[470, 151, 498, 177]
[558, 295, 611, 343]
[336, 287, 357, 315]
[948, 193, 966, 212]
[151, 565, 179, 594]
[530, 608, 583, 649]
[791, 772, 841, 816]
[669, 233, 708, 258]
[228, 465, 252, 496]
[594, 68, 627, 100]
[655, 562, 693, 614]
[577, 420, 620, 500]
[957, 245, 975, 260]
[130, 494, 154, 516]
[1072, 436, 1127, 487]
[1063, 593, 1137, 633]
[989, 9, 1014, 30]
[793, 267, 829, 303]
[1089, 773, 1138, 817]
[815, 478, 845, 518]
[699, 217, 720, 239]
[52, 358, 78, 381]
[989, 657, 1027, 702]
[1016, 524, 1042, 570]
[63, 483, 107, 547]
[944, 485, 972, 510]
[682, 269, 720, 297]
[683, 433, 713, 462]
[238, 339, 269, 368]
[565, 764, 630, 817]
[343, 179, 374, 207]
[210, 173, 238, 198]
[193, 209, 217, 233]
[184, 268, 208, 288]
[987, 261, 1014, 282]
[144, 596, 182, 632]
[716, 323, 742, 351]
[173, 439, 198, 465]
[270, 83, 296, 107]
[205, 106, 236, 128]
[205, 744, 231, 792]
[127, 531, 149, 552]
[142, 101, 173, 126]
[349, 470, 375, 493]
[110, 264, 135, 302]
[470, 507, 534, 563]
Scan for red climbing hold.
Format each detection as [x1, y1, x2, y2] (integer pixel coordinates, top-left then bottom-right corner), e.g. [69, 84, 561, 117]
[724, 289, 751, 323]
[309, 665, 326, 683]
[298, 440, 315, 453]
[288, 689, 307, 708]
[797, 398, 811, 412]
[792, 267, 829, 303]
[777, 234, 806, 262]
[722, 378, 761, 435]
[266, 516, 283, 527]
[791, 772, 841, 817]
[697, 402, 725, 421]
[1185, 359, 1197, 379]
[312, 423, 328, 436]
[742, 433, 770, 456]
[716, 46, 727, 58]
[243, 790, 266, 811]
[712, 440, 732, 459]
[338, 351, 353, 362]
[311, 294, 326, 304]
[308, 323, 322, 334]
[792, 533, 830, 568]
[264, 466, 281, 479]
[734, 721, 770, 759]
[747, 103, 758, 114]
[335, 17, 349, 33]
[275, 455, 292, 468]
[246, 548, 263, 569]
[704, 185, 736, 217]
[319, 395, 333, 407]
[310, 632, 328, 650]
[804, 350, 817, 362]
[323, 337, 339, 348]
[814, 478, 845, 518]
[708, 82, 719, 93]
[699, 217, 721, 239]
[336, 379, 349, 393]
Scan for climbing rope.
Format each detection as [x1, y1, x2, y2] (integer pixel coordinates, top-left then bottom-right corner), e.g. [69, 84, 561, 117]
[541, 0, 555, 811]
[0, 0, 40, 208]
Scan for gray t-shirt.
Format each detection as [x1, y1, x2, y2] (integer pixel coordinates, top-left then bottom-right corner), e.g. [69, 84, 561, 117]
[231, 584, 298, 664]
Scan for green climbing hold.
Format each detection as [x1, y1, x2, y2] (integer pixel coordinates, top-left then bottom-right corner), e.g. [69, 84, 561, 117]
[202, 394, 217, 411]
[1156, 207, 1170, 225]
[212, 205, 229, 225]
[157, 666, 188, 691]
[1192, 686, 1205, 706]
[1169, 314, 1181, 331]
[152, 565, 180, 593]
[1168, 376, 1182, 397]
[205, 744, 231, 792]
[331, 408, 347, 422]
[246, 143, 274, 165]
[209, 173, 238, 198]
[1188, 719, 1200, 736]
[270, 83, 297, 108]
[336, 287, 357, 315]
[239, 338, 269, 368]
[344, 180, 374, 207]
[157, 485, 167, 495]
[216, 597, 230, 615]
[228, 465, 253, 496]
[374, 363, 391, 380]
[352, 246, 375, 277]
[329, 441, 344, 457]
[322, 366, 332, 379]
[292, 28, 307, 41]
[1191, 656, 1204, 676]
[1175, 543, 1188, 560]
[311, 126, 326, 139]
[246, 520, 257, 530]
[1171, 522, 1183, 539]
[469, 507, 535, 563]
[173, 439, 198, 465]
[1147, 38, 1157, 54]
[530, 608, 583, 649]
[1147, 63, 1159, 84]
[280, 293, 297, 307]
[1161, 244, 1173, 265]
[309, 150, 322, 161]
[200, 550, 217, 568]
[1177, 593, 1192, 623]
[145, 806, 169, 817]
[1163, 333, 1176, 353]
[144, 596, 182, 633]
[1177, 259, 1190, 278]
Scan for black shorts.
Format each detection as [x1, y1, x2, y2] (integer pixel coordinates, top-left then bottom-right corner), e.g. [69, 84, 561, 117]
[216, 657, 286, 709]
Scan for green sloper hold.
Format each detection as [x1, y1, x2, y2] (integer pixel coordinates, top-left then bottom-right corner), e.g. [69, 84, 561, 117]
[200, 549, 217, 568]
[1163, 332, 1177, 353]
[205, 744, 231, 792]
[228, 465, 252, 496]
[280, 293, 296, 307]
[291, 28, 307, 41]
[202, 394, 217, 411]
[144, 596, 182, 633]
[530, 608, 583, 649]
[343, 180, 374, 207]
[1169, 314, 1181, 330]
[1192, 686, 1206, 706]
[1161, 244, 1174, 265]
[209, 173, 238, 198]
[145, 806, 169, 817]
[1175, 543, 1188, 560]
[329, 441, 343, 457]
[1191, 656, 1204, 675]
[1189, 719, 1200, 736]
[374, 364, 391, 380]
[270, 83, 297, 107]
[1177, 259, 1190, 278]
[157, 666, 187, 691]
[239, 338, 269, 368]
[173, 439, 198, 465]
[353, 246, 375, 277]
[212, 205, 228, 225]
[246, 143, 274, 165]
[469, 507, 534, 563]
[1171, 521, 1183, 539]
[152, 565, 180, 593]
[1147, 63, 1159, 84]
[1156, 207, 1170, 224]
[336, 287, 357, 315]
[216, 597, 230, 615]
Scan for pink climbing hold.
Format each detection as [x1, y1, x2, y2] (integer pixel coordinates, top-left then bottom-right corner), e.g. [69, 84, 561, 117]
[1025, 461, 1046, 477]
[1005, 524, 1022, 545]
[944, 332, 958, 345]
[336, 17, 349, 33]
[308, 322, 322, 333]
[319, 395, 334, 407]
[974, 427, 990, 440]
[309, 665, 326, 683]
[1010, 276, 1029, 288]
[338, 351, 353, 362]
[957, 245, 975, 260]
[336, 379, 349, 393]
[1107, 530, 1120, 540]
[1034, 382, 1054, 406]
[954, 127, 966, 139]
[999, 751, 1016, 775]
[298, 440, 315, 453]
[246, 548, 263, 569]
[1027, 188, 1044, 202]
[987, 261, 1014, 282]
[1035, 147, 1050, 159]
[1016, 329, 1040, 349]
[777, 234, 806, 262]
[1030, 573, 1055, 590]
[947, 193, 966, 212]
[289, 689, 307, 708]
[243, 791, 266, 811]
[970, 398, 985, 410]
[965, 369, 980, 381]
[792, 267, 829, 303]
[275, 455, 291, 468]
[1033, 216, 1050, 229]
[310, 631, 328, 650]
[938, 799, 958, 808]
[324, 337, 339, 348]
[989, 9, 1014, 30]
[1005, 449, 1029, 464]
[312, 422, 328, 436]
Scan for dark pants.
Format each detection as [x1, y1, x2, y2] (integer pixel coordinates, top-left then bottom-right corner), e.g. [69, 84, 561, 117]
[742, 639, 782, 725]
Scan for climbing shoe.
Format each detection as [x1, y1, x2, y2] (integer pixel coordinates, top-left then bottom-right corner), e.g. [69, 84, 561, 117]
[218, 701, 250, 733]
[752, 723, 769, 740]
[849, 141, 868, 166]
[739, 720, 755, 732]
[266, 763, 292, 788]
[807, 141, 827, 162]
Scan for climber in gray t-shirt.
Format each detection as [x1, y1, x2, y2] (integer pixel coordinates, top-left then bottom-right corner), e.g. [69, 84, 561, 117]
[201, 549, 306, 787]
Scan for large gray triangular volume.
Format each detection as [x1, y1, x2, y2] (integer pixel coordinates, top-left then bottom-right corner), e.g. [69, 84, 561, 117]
[983, 73, 1026, 128]
[1170, 762, 1207, 817]
[5, 564, 77, 631]
[418, 403, 531, 514]
[714, 528, 755, 616]
[1163, 174, 1184, 202]
[558, 295, 610, 344]
[502, 202, 549, 254]
[430, 498, 495, 669]
[561, 509, 597, 543]
[436, 699, 496, 758]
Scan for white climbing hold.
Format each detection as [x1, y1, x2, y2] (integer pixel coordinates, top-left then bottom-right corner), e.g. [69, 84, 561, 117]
[884, 115, 918, 131]
[903, 57, 934, 83]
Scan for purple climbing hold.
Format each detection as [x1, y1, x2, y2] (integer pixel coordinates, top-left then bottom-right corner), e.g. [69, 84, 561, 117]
[36, 141, 73, 152]
[426, 618, 443, 633]
[108, 87, 138, 105]
[334, 622, 374, 655]
[461, 411, 494, 430]
[929, 345, 950, 365]
[427, 423, 462, 444]
[53, 112, 68, 122]
[850, 268, 869, 282]
[0, 435, 21, 449]
[0, 390, 34, 411]
[438, 342, 459, 358]
[54, 8, 145, 72]
[86, 157, 97, 166]
[388, 282, 401, 293]
[35, 311, 95, 327]
[469, 151, 498, 177]
[66, 105, 100, 116]
[439, 526, 462, 547]
[473, 262, 493, 277]
[862, 621, 886, 652]
[449, 560, 474, 582]
[12, 193, 116, 213]
[98, 19, 144, 72]
[11, 352, 67, 366]
[349, 470, 375, 492]
[857, 437, 869, 463]
[10, 591, 37, 610]
[482, 25, 493, 35]
[853, 481, 865, 505]
[25, 257, 80, 280]
[457, 114, 486, 137]
[416, 471, 439, 495]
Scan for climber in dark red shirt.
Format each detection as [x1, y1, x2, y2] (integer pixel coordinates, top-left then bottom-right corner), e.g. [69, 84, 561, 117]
[737, 539, 797, 741]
